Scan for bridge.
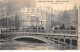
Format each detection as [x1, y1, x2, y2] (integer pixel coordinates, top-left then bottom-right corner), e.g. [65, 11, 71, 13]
[0, 30, 78, 49]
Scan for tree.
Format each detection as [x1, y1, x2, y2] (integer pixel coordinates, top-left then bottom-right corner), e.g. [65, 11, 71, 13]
[0, 18, 15, 28]
[14, 15, 20, 29]
[0, 15, 20, 29]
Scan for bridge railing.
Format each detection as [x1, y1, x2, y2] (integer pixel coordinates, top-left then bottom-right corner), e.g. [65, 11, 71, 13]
[51, 30, 77, 34]
[1, 29, 77, 35]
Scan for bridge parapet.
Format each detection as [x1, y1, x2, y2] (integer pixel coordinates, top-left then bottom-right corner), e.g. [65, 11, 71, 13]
[0, 32, 78, 42]
[1, 29, 77, 35]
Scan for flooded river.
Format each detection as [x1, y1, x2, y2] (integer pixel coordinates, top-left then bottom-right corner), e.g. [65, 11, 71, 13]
[0, 42, 72, 50]
[0, 38, 77, 50]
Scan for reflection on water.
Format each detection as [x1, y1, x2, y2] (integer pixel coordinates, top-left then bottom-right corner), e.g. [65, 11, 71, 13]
[0, 42, 69, 50]
[0, 39, 77, 50]
[0, 41, 55, 50]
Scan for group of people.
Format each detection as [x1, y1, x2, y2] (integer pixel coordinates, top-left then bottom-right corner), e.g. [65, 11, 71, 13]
[54, 24, 76, 30]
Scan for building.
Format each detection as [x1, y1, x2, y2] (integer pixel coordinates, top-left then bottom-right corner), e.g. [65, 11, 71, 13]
[19, 7, 40, 30]
[19, 6, 53, 31]
[0, 0, 7, 29]
[0, 0, 54, 31]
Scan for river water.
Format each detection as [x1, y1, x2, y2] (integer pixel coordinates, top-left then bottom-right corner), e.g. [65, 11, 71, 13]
[0, 37, 77, 50]
[0, 41, 73, 50]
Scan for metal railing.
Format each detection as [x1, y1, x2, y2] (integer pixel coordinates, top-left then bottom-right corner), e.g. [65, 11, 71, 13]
[1, 28, 77, 35]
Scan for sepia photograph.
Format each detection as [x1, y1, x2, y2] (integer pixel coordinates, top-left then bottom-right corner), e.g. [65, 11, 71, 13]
[0, 0, 79, 50]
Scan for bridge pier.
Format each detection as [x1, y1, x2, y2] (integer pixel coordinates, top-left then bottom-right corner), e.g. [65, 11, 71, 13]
[63, 38, 66, 49]
[70, 39, 72, 49]
[58, 37, 61, 49]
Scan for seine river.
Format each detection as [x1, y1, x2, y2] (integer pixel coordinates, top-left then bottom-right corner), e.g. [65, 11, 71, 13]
[0, 32, 74, 50]
[0, 38, 77, 50]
